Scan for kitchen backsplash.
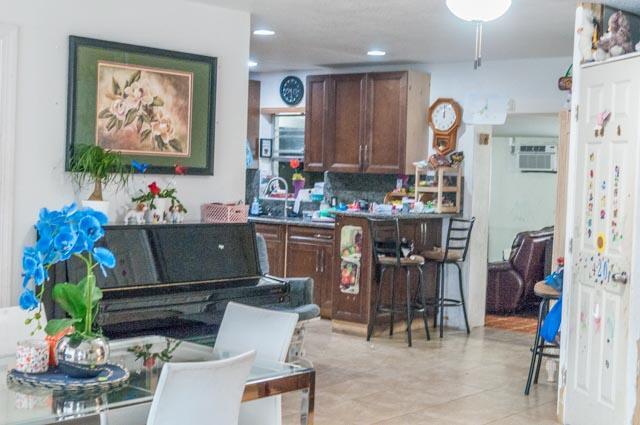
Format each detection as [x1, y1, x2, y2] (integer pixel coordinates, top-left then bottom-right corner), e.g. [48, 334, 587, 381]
[246, 169, 415, 213]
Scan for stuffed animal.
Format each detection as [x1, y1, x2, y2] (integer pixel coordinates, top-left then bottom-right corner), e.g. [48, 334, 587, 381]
[595, 11, 634, 61]
[577, 8, 596, 63]
[124, 203, 147, 225]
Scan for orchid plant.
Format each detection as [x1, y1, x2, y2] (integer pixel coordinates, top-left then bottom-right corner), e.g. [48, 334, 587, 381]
[20, 203, 116, 340]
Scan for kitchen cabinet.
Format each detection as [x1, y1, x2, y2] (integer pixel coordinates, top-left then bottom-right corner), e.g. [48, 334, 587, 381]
[286, 226, 334, 318]
[304, 70, 429, 174]
[254, 223, 285, 277]
[254, 222, 334, 318]
[304, 75, 331, 172]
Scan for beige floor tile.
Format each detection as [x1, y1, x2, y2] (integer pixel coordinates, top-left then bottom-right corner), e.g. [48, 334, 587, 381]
[282, 320, 558, 425]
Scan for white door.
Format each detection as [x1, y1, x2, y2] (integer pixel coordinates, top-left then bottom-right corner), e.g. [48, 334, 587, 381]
[565, 57, 640, 424]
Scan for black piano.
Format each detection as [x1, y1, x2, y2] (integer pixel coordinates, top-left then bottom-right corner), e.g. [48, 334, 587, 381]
[44, 222, 293, 345]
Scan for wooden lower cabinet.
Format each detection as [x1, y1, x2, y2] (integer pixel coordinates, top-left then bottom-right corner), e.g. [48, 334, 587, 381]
[286, 226, 334, 318]
[254, 223, 286, 277]
[254, 223, 334, 319]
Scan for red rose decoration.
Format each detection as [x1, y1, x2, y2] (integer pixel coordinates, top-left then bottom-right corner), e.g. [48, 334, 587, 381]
[289, 159, 300, 170]
[148, 182, 161, 196]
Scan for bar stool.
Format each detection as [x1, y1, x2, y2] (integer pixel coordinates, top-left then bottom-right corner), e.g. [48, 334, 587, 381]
[422, 217, 475, 338]
[367, 218, 430, 346]
[524, 280, 560, 395]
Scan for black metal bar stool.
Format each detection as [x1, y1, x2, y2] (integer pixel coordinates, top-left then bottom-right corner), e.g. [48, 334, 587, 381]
[367, 218, 430, 346]
[422, 217, 475, 338]
[524, 280, 560, 395]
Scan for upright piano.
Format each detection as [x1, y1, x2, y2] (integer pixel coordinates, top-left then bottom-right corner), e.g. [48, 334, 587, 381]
[44, 223, 291, 345]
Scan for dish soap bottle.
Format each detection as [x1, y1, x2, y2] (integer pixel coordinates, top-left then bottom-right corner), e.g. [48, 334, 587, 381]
[250, 197, 262, 216]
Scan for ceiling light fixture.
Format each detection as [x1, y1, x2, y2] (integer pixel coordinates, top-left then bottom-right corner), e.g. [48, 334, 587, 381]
[367, 50, 386, 56]
[446, 0, 511, 69]
[248, 60, 258, 68]
[253, 29, 275, 36]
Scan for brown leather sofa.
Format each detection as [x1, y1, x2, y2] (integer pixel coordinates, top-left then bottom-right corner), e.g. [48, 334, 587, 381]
[486, 227, 554, 314]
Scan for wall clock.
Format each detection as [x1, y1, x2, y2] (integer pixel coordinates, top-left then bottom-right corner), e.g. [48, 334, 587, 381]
[428, 98, 462, 156]
[280, 76, 304, 106]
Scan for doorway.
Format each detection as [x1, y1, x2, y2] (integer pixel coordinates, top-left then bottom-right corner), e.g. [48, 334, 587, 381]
[485, 113, 560, 333]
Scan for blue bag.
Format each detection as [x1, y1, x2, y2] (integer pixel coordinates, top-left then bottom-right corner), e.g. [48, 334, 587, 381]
[541, 296, 562, 343]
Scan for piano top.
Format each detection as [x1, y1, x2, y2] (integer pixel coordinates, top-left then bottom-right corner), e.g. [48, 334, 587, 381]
[63, 222, 263, 291]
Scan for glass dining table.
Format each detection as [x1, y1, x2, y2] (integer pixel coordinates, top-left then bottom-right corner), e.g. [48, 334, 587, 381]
[0, 335, 315, 425]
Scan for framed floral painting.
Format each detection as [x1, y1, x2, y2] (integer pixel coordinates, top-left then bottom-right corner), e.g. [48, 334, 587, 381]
[66, 36, 217, 175]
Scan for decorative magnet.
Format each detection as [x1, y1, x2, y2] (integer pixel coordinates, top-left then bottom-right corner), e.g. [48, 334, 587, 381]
[596, 232, 606, 254]
[595, 110, 611, 137]
[593, 303, 602, 333]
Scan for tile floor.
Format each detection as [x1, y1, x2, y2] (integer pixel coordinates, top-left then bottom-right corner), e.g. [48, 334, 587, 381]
[283, 320, 559, 425]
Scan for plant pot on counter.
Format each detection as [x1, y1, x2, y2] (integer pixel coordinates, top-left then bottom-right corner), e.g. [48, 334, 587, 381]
[81, 200, 110, 219]
[55, 335, 110, 378]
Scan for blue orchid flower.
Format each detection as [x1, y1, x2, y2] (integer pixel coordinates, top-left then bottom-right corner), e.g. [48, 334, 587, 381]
[19, 289, 39, 311]
[20, 202, 116, 312]
[93, 247, 116, 276]
[79, 215, 104, 242]
[132, 160, 149, 173]
[22, 247, 46, 286]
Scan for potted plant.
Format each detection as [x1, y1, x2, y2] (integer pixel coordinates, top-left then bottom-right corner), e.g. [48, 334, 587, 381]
[20, 203, 116, 377]
[131, 181, 187, 224]
[290, 159, 305, 198]
[69, 145, 131, 218]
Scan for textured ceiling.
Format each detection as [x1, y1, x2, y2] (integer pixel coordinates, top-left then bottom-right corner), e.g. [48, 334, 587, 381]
[191, 0, 633, 72]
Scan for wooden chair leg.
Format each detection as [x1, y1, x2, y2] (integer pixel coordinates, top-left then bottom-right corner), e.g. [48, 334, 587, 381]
[439, 263, 445, 339]
[418, 266, 431, 341]
[367, 267, 386, 341]
[405, 268, 413, 347]
[455, 263, 470, 335]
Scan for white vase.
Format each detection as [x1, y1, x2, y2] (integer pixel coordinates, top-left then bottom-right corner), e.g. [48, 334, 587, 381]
[81, 200, 110, 220]
[146, 198, 169, 224]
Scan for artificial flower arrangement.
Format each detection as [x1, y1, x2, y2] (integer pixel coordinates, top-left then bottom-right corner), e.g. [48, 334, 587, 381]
[289, 159, 304, 181]
[131, 181, 187, 213]
[20, 203, 116, 340]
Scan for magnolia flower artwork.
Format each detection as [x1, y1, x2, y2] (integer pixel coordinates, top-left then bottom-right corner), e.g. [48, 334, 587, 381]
[95, 61, 193, 157]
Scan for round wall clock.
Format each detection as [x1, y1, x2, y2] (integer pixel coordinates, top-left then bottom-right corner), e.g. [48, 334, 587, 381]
[428, 98, 462, 156]
[280, 76, 304, 106]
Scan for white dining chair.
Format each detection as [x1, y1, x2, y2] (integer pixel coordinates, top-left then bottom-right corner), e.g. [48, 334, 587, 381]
[214, 302, 299, 425]
[146, 350, 256, 425]
[0, 306, 47, 356]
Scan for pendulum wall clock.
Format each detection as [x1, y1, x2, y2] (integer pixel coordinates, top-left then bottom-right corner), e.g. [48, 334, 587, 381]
[428, 98, 462, 156]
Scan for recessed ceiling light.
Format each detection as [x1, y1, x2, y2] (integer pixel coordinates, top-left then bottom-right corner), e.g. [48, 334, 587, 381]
[367, 50, 386, 56]
[248, 60, 258, 68]
[253, 29, 275, 36]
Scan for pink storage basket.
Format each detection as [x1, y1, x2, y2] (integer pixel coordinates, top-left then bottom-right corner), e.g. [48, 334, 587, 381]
[201, 203, 249, 223]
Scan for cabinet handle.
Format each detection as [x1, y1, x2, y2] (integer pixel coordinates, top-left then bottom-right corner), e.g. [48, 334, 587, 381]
[315, 250, 320, 273]
[319, 250, 325, 273]
[359, 145, 363, 165]
[364, 145, 369, 166]
[314, 234, 333, 240]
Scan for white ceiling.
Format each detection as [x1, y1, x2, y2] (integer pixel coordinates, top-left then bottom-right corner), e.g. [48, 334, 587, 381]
[192, 0, 637, 72]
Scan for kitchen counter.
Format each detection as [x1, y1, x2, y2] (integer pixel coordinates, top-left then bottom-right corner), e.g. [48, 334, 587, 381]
[333, 211, 458, 220]
[248, 215, 336, 229]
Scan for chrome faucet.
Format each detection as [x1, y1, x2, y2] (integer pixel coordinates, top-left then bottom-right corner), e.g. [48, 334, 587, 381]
[264, 177, 289, 219]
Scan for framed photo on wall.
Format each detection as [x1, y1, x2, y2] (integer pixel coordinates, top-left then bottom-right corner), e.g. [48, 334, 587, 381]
[66, 36, 217, 175]
[259, 138, 273, 158]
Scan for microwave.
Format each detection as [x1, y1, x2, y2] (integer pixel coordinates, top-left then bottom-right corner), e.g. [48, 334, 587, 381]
[273, 114, 304, 160]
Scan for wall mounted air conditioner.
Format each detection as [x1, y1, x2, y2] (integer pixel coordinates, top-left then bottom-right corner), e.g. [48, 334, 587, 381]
[517, 144, 557, 173]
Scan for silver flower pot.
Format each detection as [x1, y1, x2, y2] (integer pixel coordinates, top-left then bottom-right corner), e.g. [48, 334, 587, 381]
[55, 336, 110, 378]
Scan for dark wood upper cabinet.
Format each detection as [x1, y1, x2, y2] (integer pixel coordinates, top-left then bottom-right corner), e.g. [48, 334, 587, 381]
[326, 73, 367, 173]
[304, 75, 331, 172]
[364, 72, 407, 174]
[304, 71, 429, 174]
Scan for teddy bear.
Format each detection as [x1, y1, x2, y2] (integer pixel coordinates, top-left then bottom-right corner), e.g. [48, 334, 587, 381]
[577, 8, 596, 63]
[595, 10, 634, 61]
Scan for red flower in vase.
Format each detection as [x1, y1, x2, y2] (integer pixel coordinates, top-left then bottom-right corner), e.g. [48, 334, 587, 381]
[148, 182, 161, 196]
[289, 159, 300, 170]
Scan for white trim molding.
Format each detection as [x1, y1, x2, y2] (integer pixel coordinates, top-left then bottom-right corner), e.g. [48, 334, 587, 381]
[0, 23, 18, 307]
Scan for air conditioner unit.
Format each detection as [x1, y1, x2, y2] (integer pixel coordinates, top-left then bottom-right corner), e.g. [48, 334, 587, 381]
[517, 144, 557, 172]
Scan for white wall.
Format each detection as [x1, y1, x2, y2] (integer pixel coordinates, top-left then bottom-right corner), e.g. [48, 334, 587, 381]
[2, 0, 250, 305]
[488, 136, 558, 262]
